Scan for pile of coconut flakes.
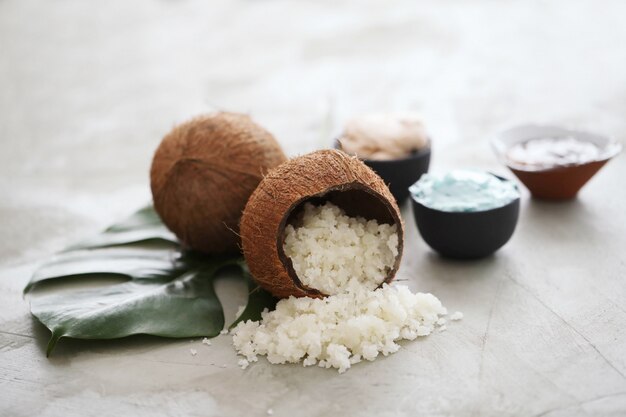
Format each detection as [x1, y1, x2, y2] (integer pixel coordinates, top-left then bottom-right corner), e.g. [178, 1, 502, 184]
[231, 202, 461, 373]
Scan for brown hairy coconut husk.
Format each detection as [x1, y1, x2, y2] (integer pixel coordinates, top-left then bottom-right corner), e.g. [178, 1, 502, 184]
[150, 112, 287, 254]
[240, 149, 404, 299]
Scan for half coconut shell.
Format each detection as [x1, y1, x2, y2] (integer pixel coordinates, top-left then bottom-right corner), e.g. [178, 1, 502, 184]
[240, 149, 404, 298]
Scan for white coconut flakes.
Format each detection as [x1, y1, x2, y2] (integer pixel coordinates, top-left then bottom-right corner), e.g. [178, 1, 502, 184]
[232, 201, 455, 373]
[283, 202, 398, 295]
[232, 284, 448, 373]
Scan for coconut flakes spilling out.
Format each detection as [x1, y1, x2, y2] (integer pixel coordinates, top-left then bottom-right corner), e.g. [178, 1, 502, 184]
[283, 202, 399, 295]
[233, 200, 457, 373]
[238, 358, 250, 370]
[450, 311, 464, 321]
[232, 284, 447, 373]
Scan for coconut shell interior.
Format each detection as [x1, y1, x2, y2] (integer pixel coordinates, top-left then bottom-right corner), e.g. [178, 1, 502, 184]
[277, 185, 401, 297]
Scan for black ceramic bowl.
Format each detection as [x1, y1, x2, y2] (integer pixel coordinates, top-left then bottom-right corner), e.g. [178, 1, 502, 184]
[335, 142, 431, 204]
[411, 179, 520, 259]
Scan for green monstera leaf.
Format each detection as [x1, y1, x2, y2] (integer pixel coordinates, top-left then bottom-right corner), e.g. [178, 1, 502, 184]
[24, 206, 276, 356]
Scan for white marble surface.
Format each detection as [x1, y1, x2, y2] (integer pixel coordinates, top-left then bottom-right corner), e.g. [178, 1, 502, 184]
[1, 1, 626, 416]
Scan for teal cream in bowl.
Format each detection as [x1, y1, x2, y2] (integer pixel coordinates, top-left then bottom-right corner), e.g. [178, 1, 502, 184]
[410, 170, 521, 259]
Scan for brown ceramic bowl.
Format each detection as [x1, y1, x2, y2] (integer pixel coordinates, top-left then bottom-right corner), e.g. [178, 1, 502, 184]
[491, 124, 622, 199]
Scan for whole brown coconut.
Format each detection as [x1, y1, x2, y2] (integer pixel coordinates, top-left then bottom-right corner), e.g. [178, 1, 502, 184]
[240, 149, 404, 299]
[150, 112, 287, 254]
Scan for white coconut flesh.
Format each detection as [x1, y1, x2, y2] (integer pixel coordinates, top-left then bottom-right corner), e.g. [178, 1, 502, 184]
[283, 201, 399, 295]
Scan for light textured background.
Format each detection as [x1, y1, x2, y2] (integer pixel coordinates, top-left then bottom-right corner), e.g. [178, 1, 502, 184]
[1, 1, 626, 416]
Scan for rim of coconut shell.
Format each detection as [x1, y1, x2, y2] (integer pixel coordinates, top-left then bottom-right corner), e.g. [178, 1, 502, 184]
[240, 149, 404, 299]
